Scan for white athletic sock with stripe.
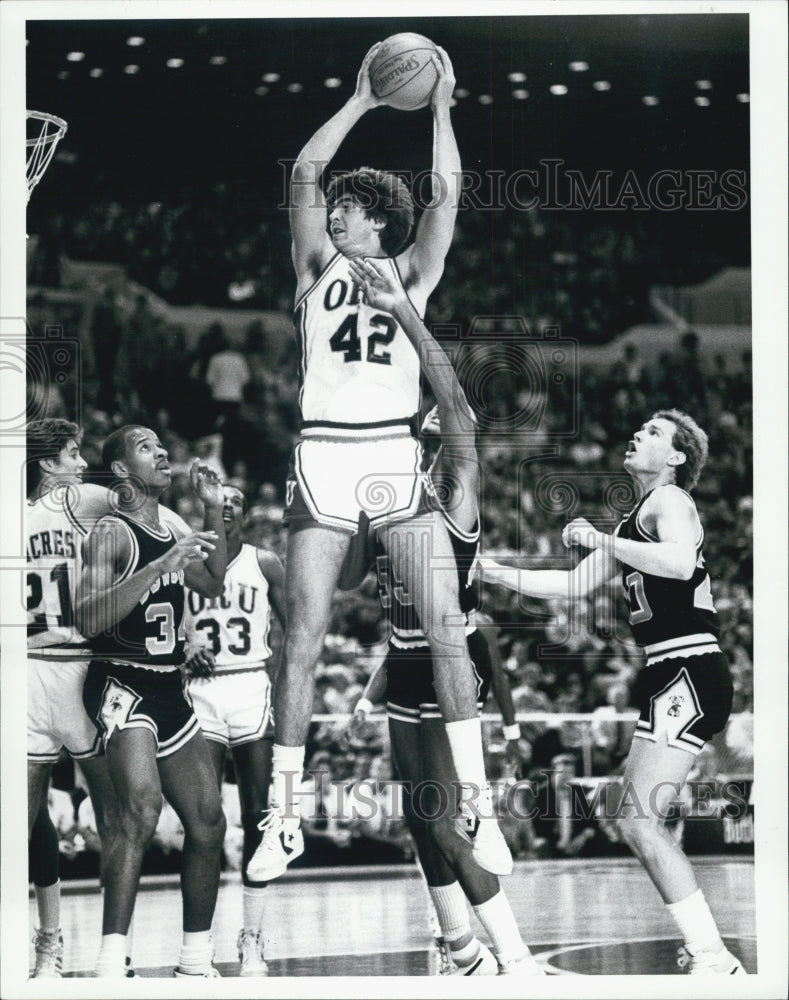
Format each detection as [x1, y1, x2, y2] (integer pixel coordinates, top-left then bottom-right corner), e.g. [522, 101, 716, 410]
[427, 882, 470, 942]
[444, 719, 493, 816]
[271, 744, 305, 817]
[243, 886, 267, 934]
[666, 889, 725, 954]
[35, 880, 60, 933]
[473, 890, 527, 965]
[177, 930, 213, 974]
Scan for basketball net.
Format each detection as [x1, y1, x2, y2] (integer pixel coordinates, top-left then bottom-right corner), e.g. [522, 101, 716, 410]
[26, 110, 68, 204]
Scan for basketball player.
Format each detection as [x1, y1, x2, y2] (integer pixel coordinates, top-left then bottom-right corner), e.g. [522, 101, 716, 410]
[479, 412, 745, 975]
[182, 483, 286, 976]
[75, 426, 228, 978]
[340, 257, 542, 976]
[26, 418, 121, 978]
[251, 41, 510, 883]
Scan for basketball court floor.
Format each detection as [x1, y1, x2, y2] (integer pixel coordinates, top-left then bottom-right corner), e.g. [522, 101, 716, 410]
[29, 856, 756, 978]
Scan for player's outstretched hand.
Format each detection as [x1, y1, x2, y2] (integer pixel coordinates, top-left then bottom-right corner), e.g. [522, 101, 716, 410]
[160, 531, 218, 573]
[348, 257, 405, 313]
[190, 459, 223, 508]
[431, 46, 456, 110]
[354, 42, 385, 109]
[185, 649, 217, 679]
[562, 517, 603, 550]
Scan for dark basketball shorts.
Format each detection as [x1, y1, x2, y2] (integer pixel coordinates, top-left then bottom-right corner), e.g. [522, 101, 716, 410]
[83, 660, 200, 759]
[385, 628, 492, 724]
[631, 651, 734, 755]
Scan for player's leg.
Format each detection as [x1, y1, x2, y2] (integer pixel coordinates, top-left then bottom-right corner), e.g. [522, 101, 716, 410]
[419, 717, 543, 976]
[617, 734, 743, 974]
[159, 730, 226, 977]
[29, 796, 63, 978]
[27, 761, 53, 838]
[252, 525, 350, 880]
[92, 727, 162, 976]
[232, 737, 272, 976]
[389, 717, 497, 976]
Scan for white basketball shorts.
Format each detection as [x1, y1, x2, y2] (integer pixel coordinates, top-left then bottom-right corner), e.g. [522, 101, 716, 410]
[28, 657, 102, 763]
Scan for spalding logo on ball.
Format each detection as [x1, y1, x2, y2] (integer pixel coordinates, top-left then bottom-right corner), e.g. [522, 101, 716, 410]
[369, 33, 440, 111]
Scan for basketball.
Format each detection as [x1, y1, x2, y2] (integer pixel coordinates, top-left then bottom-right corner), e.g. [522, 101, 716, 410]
[369, 33, 440, 111]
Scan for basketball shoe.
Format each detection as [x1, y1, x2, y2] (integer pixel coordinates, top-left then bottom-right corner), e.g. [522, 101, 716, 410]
[436, 938, 498, 976]
[497, 949, 547, 976]
[237, 929, 269, 977]
[455, 799, 513, 876]
[173, 967, 222, 978]
[32, 929, 63, 978]
[677, 945, 746, 975]
[246, 807, 304, 881]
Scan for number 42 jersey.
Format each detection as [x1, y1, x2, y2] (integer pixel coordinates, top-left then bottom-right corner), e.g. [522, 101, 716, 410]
[183, 544, 272, 672]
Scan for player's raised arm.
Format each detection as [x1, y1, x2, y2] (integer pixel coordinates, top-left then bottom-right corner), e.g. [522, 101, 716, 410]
[289, 43, 384, 280]
[562, 487, 699, 581]
[478, 546, 618, 602]
[408, 46, 460, 291]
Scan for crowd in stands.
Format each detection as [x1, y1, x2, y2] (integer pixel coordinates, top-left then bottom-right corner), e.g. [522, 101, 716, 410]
[26, 193, 753, 869]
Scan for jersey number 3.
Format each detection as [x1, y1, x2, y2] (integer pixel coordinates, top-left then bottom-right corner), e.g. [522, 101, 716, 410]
[330, 314, 396, 365]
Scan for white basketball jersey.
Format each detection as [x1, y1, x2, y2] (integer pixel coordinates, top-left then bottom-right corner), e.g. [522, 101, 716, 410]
[294, 254, 424, 428]
[26, 485, 101, 658]
[184, 544, 272, 671]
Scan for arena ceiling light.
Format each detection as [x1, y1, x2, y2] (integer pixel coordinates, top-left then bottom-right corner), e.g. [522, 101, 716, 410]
[57, 70, 69, 80]
[550, 84, 568, 95]
[642, 95, 659, 106]
[695, 79, 713, 90]
[126, 36, 145, 47]
[255, 86, 269, 96]
[736, 93, 750, 103]
[209, 56, 227, 66]
[513, 89, 529, 100]
[166, 58, 185, 68]
[478, 94, 494, 105]
[508, 72, 527, 83]
[89, 68, 103, 79]
[124, 65, 140, 75]
[569, 61, 589, 72]
[262, 72, 280, 83]
[324, 78, 342, 88]
[66, 51, 85, 62]
[287, 83, 303, 93]
[454, 88, 470, 99]
[593, 80, 611, 91]
[694, 96, 711, 106]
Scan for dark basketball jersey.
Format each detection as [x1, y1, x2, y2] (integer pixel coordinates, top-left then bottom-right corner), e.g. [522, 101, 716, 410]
[375, 494, 480, 648]
[616, 487, 718, 647]
[89, 513, 186, 666]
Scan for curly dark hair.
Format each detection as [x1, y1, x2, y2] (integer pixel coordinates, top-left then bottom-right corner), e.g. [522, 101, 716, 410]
[325, 167, 415, 256]
[101, 424, 147, 472]
[652, 408, 709, 491]
[26, 418, 81, 495]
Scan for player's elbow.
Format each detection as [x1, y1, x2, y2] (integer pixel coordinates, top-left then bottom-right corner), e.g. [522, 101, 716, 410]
[194, 575, 224, 599]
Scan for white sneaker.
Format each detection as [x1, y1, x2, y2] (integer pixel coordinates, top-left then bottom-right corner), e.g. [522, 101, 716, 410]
[677, 945, 746, 975]
[246, 808, 304, 881]
[436, 938, 499, 976]
[431, 937, 454, 976]
[237, 929, 269, 977]
[32, 929, 63, 978]
[173, 966, 222, 978]
[497, 949, 546, 976]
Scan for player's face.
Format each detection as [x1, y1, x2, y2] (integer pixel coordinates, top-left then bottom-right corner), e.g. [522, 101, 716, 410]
[221, 487, 245, 534]
[624, 417, 680, 475]
[47, 438, 87, 482]
[328, 196, 378, 256]
[121, 429, 171, 487]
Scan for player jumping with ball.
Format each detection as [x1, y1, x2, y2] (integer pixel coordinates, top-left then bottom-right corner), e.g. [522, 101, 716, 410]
[479, 412, 746, 976]
[249, 40, 511, 883]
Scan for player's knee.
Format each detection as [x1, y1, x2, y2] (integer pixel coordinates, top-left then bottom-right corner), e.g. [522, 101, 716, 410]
[120, 794, 162, 845]
[616, 811, 658, 853]
[189, 796, 227, 849]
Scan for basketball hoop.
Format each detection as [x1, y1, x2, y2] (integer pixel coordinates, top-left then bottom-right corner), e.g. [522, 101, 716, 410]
[26, 110, 68, 203]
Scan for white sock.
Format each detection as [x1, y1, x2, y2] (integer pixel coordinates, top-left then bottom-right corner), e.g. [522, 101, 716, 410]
[271, 744, 305, 817]
[450, 937, 483, 966]
[95, 933, 127, 976]
[242, 886, 266, 934]
[178, 930, 213, 974]
[445, 718, 493, 817]
[427, 882, 470, 942]
[473, 890, 526, 965]
[35, 880, 60, 933]
[666, 889, 724, 954]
